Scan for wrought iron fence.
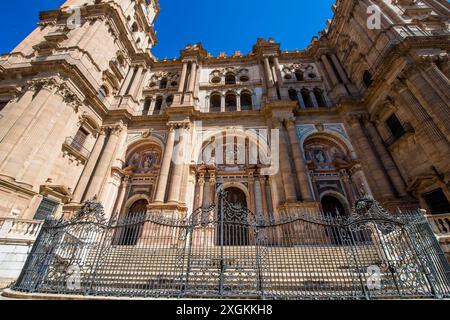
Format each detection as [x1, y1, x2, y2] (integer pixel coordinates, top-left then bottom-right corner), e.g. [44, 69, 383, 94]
[12, 195, 450, 299]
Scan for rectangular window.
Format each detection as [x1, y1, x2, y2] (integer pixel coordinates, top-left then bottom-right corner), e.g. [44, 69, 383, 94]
[423, 189, 450, 215]
[385, 114, 405, 140]
[33, 198, 59, 220]
[71, 128, 89, 151]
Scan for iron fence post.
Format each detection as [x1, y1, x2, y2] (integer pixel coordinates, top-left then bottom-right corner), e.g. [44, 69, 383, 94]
[219, 190, 225, 296]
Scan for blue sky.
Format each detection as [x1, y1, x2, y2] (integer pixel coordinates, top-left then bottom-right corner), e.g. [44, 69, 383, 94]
[0, 0, 335, 58]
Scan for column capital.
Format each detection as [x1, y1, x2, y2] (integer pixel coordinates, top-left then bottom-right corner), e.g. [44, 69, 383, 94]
[271, 118, 283, 129]
[392, 78, 408, 93]
[168, 121, 191, 131]
[106, 122, 127, 136]
[344, 113, 364, 126]
[283, 117, 296, 128]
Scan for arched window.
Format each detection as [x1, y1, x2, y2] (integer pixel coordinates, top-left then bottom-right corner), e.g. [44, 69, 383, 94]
[301, 88, 314, 108]
[240, 90, 253, 110]
[288, 88, 298, 102]
[313, 88, 326, 107]
[225, 73, 236, 85]
[295, 69, 304, 81]
[210, 93, 221, 112]
[153, 96, 163, 115]
[142, 98, 151, 115]
[225, 92, 237, 112]
[131, 22, 138, 33]
[363, 70, 373, 88]
[211, 76, 221, 84]
[159, 77, 168, 89]
[166, 95, 174, 107]
[98, 85, 108, 100]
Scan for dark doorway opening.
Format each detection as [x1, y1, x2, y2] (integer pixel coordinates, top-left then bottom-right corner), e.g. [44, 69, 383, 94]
[321, 195, 346, 217]
[321, 195, 347, 245]
[115, 199, 148, 246]
[218, 187, 249, 246]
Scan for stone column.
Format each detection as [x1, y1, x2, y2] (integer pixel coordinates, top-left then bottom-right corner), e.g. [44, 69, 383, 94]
[263, 57, 274, 88]
[345, 115, 396, 200]
[330, 54, 350, 84]
[195, 174, 205, 209]
[364, 119, 407, 197]
[394, 81, 450, 171]
[315, 60, 333, 93]
[112, 176, 129, 216]
[154, 124, 176, 203]
[254, 176, 263, 219]
[168, 124, 189, 203]
[188, 61, 197, 93]
[7, 90, 66, 184]
[21, 98, 78, 186]
[248, 174, 256, 214]
[297, 89, 306, 109]
[273, 56, 283, 85]
[221, 94, 225, 112]
[406, 67, 450, 137]
[128, 66, 144, 97]
[274, 119, 297, 202]
[340, 170, 356, 204]
[83, 124, 125, 201]
[321, 55, 339, 86]
[259, 176, 268, 220]
[265, 177, 275, 222]
[202, 176, 210, 208]
[178, 62, 188, 93]
[285, 119, 314, 201]
[0, 82, 54, 169]
[273, 55, 287, 100]
[71, 131, 107, 203]
[423, 62, 450, 101]
[309, 90, 319, 108]
[0, 90, 33, 143]
[209, 173, 217, 207]
[119, 67, 134, 95]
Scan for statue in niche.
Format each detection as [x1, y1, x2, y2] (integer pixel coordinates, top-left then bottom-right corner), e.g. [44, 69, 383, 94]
[141, 153, 155, 172]
[314, 150, 326, 164]
[331, 147, 350, 167]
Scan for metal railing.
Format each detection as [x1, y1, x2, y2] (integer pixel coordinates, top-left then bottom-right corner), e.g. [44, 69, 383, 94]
[11, 196, 450, 299]
[64, 137, 91, 159]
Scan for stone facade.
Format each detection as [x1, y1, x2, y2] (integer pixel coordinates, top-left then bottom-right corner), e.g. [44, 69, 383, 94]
[0, 0, 449, 285]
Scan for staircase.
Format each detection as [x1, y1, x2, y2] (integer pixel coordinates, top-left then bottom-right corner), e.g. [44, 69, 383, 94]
[78, 244, 387, 298]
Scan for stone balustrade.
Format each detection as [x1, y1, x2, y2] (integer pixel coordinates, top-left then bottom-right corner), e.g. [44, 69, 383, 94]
[425, 213, 450, 237]
[0, 218, 43, 243]
[424, 212, 450, 260]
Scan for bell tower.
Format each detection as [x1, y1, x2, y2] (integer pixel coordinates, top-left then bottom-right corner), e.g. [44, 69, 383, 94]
[0, 0, 159, 219]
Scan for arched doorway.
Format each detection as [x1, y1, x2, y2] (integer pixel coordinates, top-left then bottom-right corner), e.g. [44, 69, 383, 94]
[116, 199, 148, 246]
[217, 187, 249, 246]
[321, 195, 347, 245]
[225, 187, 247, 208]
[321, 195, 346, 217]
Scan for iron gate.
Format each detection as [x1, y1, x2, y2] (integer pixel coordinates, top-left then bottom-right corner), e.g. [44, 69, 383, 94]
[13, 194, 450, 299]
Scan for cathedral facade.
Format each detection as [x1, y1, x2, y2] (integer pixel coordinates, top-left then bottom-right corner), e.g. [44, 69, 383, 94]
[0, 0, 449, 288]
